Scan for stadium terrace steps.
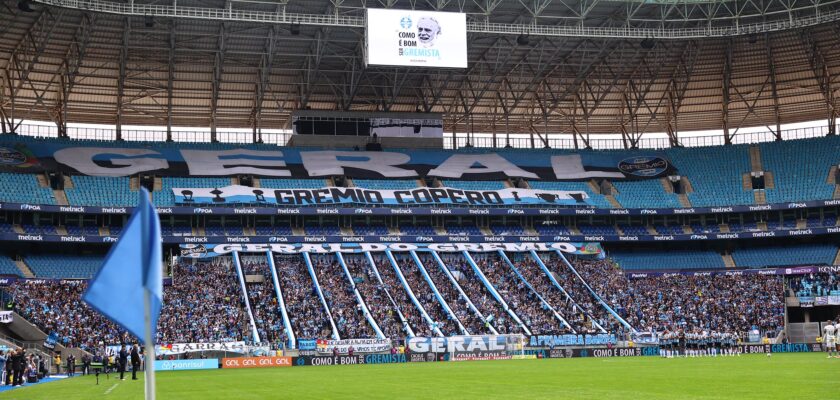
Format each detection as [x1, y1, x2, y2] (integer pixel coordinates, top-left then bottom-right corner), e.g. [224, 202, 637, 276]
[682, 225, 693, 234]
[52, 190, 68, 205]
[659, 178, 673, 193]
[719, 224, 730, 233]
[55, 226, 67, 235]
[153, 177, 162, 191]
[833, 249, 840, 265]
[677, 194, 692, 207]
[129, 176, 139, 190]
[828, 166, 838, 184]
[754, 190, 766, 204]
[722, 254, 736, 269]
[12, 225, 24, 234]
[252, 177, 261, 188]
[757, 221, 768, 231]
[796, 219, 807, 229]
[605, 195, 621, 208]
[14, 259, 34, 278]
[35, 174, 49, 188]
[764, 171, 775, 189]
[749, 146, 763, 171]
[62, 175, 74, 189]
[834, 185, 840, 199]
[645, 226, 658, 235]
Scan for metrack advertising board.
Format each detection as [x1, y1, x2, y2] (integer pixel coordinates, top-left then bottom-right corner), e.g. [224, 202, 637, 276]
[366, 9, 468, 68]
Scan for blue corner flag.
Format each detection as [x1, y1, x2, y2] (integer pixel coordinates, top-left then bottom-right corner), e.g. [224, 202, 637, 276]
[83, 187, 162, 345]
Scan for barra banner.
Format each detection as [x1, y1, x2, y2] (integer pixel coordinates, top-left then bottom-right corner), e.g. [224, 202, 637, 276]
[0, 139, 674, 180]
[315, 338, 392, 354]
[157, 341, 247, 355]
[173, 185, 589, 207]
[366, 9, 468, 68]
[178, 242, 603, 259]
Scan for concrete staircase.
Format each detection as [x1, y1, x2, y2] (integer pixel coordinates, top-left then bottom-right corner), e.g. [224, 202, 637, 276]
[130, 176, 140, 190]
[614, 225, 624, 235]
[833, 248, 840, 265]
[677, 194, 692, 207]
[243, 227, 256, 236]
[340, 227, 354, 236]
[660, 178, 673, 193]
[796, 219, 807, 229]
[36, 173, 50, 188]
[55, 226, 68, 235]
[292, 227, 306, 236]
[719, 224, 730, 233]
[15, 259, 34, 278]
[742, 173, 753, 190]
[568, 226, 582, 235]
[754, 190, 766, 204]
[722, 254, 737, 269]
[764, 171, 775, 189]
[757, 221, 768, 231]
[749, 146, 763, 171]
[605, 195, 622, 208]
[645, 226, 659, 235]
[63, 175, 74, 189]
[252, 177, 261, 188]
[52, 190, 68, 205]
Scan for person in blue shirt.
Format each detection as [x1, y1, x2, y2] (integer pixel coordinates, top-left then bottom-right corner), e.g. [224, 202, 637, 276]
[0, 350, 6, 385]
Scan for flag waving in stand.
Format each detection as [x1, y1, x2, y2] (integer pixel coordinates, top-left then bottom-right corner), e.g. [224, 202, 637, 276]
[83, 187, 163, 399]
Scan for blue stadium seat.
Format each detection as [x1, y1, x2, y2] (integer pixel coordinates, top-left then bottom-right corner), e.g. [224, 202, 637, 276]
[617, 224, 648, 235]
[65, 176, 135, 206]
[655, 225, 684, 235]
[446, 226, 482, 236]
[260, 178, 329, 189]
[442, 180, 507, 190]
[612, 180, 682, 209]
[0, 173, 56, 204]
[25, 254, 103, 279]
[400, 226, 437, 236]
[534, 225, 571, 236]
[352, 225, 389, 235]
[760, 137, 840, 203]
[490, 225, 525, 235]
[667, 145, 753, 207]
[578, 224, 617, 235]
[0, 255, 23, 277]
[353, 179, 419, 190]
[732, 244, 837, 268]
[610, 249, 725, 270]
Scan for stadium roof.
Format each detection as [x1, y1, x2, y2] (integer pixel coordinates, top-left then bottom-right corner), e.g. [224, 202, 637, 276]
[1, 0, 840, 147]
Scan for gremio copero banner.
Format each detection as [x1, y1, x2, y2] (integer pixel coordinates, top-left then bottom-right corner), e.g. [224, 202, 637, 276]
[178, 242, 603, 259]
[172, 185, 590, 207]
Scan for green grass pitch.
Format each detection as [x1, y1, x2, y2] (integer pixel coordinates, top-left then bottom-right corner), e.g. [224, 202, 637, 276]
[4, 353, 837, 399]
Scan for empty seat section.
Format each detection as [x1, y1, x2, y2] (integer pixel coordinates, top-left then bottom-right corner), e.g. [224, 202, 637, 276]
[25, 254, 103, 279]
[353, 179, 418, 190]
[760, 137, 840, 203]
[0, 255, 23, 277]
[260, 178, 329, 189]
[731, 244, 837, 268]
[610, 249, 725, 270]
[0, 173, 55, 204]
[666, 145, 753, 207]
[442, 180, 507, 190]
[66, 176, 134, 206]
[612, 180, 682, 209]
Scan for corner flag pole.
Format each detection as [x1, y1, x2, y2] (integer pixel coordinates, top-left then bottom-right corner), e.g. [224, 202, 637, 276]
[144, 288, 156, 400]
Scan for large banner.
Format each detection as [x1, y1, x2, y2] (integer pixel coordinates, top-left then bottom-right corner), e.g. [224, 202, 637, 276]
[178, 242, 602, 259]
[173, 185, 589, 207]
[0, 311, 12, 324]
[528, 334, 617, 347]
[406, 336, 510, 360]
[157, 341, 247, 355]
[366, 9, 467, 68]
[0, 140, 673, 180]
[315, 339, 392, 355]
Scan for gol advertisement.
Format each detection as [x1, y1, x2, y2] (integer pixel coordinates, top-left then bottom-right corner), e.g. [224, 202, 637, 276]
[222, 356, 293, 369]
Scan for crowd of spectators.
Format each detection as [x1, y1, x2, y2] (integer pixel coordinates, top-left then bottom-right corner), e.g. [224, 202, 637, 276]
[394, 256, 460, 336]
[573, 258, 785, 334]
[312, 256, 375, 339]
[416, 254, 495, 335]
[373, 257, 435, 337]
[343, 256, 407, 339]
[440, 255, 524, 334]
[543, 256, 619, 333]
[787, 273, 840, 297]
[513, 256, 595, 333]
[273, 256, 333, 339]
[478, 255, 566, 335]
[9, 281, 126, 351]
[157, 260, 249, 343]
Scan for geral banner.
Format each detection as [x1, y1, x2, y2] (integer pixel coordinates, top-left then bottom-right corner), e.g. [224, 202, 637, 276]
[0, 139, 674, 180]
[315, 338, 392, 354]
[178, 242, 603, 259]
[173, 186, 590, 207]
[221, 356, 292, 369]
[157, 341, 247, 355]
[366, 9, 467, 68]
[0, 311, 12, 324]
[406, 336, 507, 355]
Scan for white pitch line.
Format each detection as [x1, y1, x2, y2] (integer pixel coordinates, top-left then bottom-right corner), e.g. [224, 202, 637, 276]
[104, 383, 119, 395]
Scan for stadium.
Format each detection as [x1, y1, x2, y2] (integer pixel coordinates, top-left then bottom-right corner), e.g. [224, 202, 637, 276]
[0, 0, 838, 398]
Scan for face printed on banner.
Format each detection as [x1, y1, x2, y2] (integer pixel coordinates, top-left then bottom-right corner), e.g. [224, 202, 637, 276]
[417, 17, 440, 46]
